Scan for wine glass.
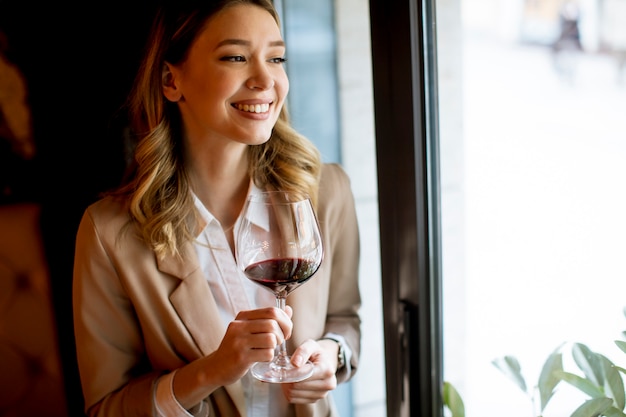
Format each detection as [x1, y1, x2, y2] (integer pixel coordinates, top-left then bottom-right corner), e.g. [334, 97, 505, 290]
[236, 190, 324, 383]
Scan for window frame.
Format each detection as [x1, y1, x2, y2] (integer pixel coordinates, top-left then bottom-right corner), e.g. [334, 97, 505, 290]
[369, 0, 444, 415]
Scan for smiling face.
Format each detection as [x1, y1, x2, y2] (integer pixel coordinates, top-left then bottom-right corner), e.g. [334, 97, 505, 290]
[163, 3, 289, 148]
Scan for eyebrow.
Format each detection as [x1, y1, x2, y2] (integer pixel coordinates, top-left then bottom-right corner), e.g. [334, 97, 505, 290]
[215, 39, 285, 49]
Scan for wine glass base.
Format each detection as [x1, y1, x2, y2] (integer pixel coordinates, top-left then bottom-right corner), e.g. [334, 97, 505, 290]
[250, 360, 314, 383]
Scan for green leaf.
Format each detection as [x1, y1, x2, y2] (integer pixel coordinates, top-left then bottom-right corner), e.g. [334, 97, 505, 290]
[555, 370, 605, 398]
[538, 351, 563, 411]
[600, 355, 625, 410]
[492, 356, 527, 393]
[443, 381, 465, 417]
[603, 406, 626, 417]
[573, 343, 605, 386]
[616, 341, 626, 356]
[570, 398, 613, 417]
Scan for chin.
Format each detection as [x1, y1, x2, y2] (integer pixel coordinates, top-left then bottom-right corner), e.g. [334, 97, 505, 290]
[246, 133, 273, 146]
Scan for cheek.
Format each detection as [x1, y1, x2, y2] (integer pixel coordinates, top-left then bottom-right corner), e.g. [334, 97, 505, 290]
[199, 71, 227, 95]
[277, 74, 290, 103]
[184, 66, 229, 100]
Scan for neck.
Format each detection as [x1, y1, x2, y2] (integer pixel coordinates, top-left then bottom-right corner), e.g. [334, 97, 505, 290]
[189, 151, 250, 226]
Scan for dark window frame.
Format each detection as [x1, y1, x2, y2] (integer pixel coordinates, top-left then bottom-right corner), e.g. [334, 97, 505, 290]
[369, 0, 443, 415]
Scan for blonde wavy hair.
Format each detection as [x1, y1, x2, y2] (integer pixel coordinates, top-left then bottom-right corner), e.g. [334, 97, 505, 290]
[114, 0, 322, 259]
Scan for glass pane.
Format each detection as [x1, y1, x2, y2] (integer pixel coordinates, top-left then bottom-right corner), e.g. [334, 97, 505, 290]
[439, 0, 626, 415]
[333, 1, 386, 415]
[282, 0, 341, 162]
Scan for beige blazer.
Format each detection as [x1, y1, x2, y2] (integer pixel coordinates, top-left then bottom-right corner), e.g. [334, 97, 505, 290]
[73, 163, 361, 417]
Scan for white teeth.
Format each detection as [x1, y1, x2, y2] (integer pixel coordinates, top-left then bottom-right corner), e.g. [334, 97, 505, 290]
[236, 103, 270, 113]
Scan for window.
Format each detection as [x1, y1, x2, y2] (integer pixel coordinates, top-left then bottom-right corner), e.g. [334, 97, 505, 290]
[439, 0, 626, 415]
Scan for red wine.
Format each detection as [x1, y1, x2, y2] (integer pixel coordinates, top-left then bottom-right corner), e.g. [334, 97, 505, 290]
[244, 257, 321, 295]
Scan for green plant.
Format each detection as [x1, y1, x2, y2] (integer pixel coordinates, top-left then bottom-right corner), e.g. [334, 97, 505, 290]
[492, 344, 563, 416]
[492, 308, 626, 417]
[443, 380, 465, 417]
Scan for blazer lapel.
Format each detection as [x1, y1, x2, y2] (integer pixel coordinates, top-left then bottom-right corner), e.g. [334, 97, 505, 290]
[157, 242, 247, 416]
[156, 241, 221, 355]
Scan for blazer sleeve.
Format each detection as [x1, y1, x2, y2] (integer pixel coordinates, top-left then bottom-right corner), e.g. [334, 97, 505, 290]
[73, 202, 164, 417]
[318, 163, 362, 384]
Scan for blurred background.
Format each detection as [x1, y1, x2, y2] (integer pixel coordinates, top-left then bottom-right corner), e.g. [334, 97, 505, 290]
[440, 0, 626, 415]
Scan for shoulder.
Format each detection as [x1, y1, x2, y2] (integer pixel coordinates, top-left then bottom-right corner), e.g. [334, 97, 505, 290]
[82, 195, 130, 228]
[77, 195, 134, 247]
[319, 163, 352, 198]
[318, 163, 356, 219]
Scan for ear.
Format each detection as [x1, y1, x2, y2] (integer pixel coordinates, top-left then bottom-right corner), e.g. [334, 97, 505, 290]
[162, 63, 182, 102]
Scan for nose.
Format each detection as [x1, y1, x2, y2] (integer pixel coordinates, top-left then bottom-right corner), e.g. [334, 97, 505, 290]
[246, 62, 275, 90]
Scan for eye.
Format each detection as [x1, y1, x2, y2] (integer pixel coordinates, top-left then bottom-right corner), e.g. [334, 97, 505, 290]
[220, 55, 246, 62]
[269, 57, 288, 64]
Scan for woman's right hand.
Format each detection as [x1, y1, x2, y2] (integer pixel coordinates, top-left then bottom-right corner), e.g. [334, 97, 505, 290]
[211, 306, 294, 385]
[171, 306, 293, 409]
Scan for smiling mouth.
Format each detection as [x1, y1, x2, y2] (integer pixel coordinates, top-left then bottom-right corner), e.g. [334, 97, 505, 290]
[234, 103, 270, 113]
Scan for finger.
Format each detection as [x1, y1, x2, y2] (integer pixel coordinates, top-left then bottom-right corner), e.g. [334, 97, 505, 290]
[237, 319, 287, 344]
[290, 339, 319, 367]
[230, 335, 276, 363]
[282, 376, 337, 403]
[248, 336, 278, 362]
[235, 306, 289, 321]
[234, 307, 293, 340]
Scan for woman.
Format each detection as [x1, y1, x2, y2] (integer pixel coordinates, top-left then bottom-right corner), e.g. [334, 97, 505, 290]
[72, 1, 362, 416]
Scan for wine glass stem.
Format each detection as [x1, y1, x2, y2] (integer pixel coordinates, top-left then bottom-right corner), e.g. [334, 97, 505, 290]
[274, 295, 291, 368]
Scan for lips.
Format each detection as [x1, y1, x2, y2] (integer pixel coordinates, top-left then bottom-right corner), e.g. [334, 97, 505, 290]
[234, 103, 270, 113]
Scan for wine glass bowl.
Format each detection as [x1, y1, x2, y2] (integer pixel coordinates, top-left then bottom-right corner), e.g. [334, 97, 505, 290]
[236, 191, 323, 383]
[243, 257, 320, 298]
